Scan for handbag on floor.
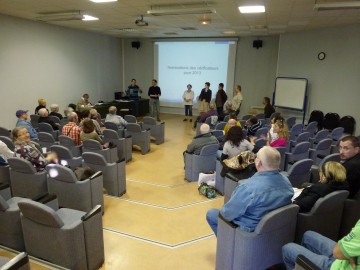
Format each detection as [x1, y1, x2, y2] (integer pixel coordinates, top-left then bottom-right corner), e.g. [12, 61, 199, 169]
[198, 182, 217, 199]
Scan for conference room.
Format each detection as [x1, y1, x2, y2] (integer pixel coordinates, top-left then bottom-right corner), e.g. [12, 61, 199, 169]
[1, 0, 360, 269]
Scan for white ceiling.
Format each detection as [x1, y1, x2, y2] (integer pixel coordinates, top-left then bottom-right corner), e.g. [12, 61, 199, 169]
[1, 0, 360, 38]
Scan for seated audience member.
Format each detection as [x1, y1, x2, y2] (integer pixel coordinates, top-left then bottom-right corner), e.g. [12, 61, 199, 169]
[105, 106, 127, 129]
[64, 107, 74, 117]
[0, 139, 14, 165]
[221, 126, 254, 161]
[263, 96, 275, 118]
[266, 119, 288, 147]
[230, 85, 243, 116]
[339, 135, 360, 198]
[193, 103, 218, 128]
[206, 146, 294, 236]
[90, 108, 105, 135]
[12, 126, 58, 172]
[294, 161, 349, 213]
[49, 104, 63, 120]
[244, 116, 262, 137]
[80, 118, 105, 146]
[268, 114, 284, 143]
[15, 109, 38, 140]
[76, 93, 93, 112]
[223, 113, 242, 135]
[34, 98, 48, 115]
[282, 219, 360, 270]
[38, 108, 59, 130]
[186, 124, 218, 155]
[68, 103, 77, 112]
[62, 112, 82, 145]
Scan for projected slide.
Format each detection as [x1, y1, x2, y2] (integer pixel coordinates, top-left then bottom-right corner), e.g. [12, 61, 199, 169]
[154, 41, 236, 107]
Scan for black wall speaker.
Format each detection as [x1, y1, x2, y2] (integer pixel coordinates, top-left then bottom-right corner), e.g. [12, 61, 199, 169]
[131, 41, 141, 49]
[253, 40, 263, 49]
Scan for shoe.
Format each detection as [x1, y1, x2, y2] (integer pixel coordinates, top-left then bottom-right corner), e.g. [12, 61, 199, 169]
[189, 119, 192, 122]
[183, 118, 187, 121]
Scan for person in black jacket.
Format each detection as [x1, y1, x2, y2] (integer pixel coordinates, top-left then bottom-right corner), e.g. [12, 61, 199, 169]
[215, 83, 227, 117]
[294, 161, 349, 212]
[198, 82, 212, 116]
[263, 97, 275, 118]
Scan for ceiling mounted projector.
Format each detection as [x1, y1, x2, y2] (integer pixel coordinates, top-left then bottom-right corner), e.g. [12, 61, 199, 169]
[135, 15, 148, 26]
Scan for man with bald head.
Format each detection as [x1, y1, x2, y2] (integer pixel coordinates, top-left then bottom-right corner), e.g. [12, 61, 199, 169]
[186, 124, 218, 155]
[38, 108, 59, 130]
[206, 146, 294, 236]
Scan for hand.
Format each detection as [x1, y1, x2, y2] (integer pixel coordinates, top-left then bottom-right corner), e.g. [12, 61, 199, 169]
[139, 89, 143, 94]
[349, 257, 357, 269]
[45, 152, 58, 162]
[249, 136, 256, 144]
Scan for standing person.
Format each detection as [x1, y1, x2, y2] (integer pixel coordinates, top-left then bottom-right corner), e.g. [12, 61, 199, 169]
[15, 109, 38, 140]
[231, 85, 243, 116]
[127, 78, 142, 99]
[148, 79, 161, 121]
[215, 83, 227, 117]
[263, 97, 275, 118]
[198, 82, 212, 116]
[182, 84, 194, 122]
[76, 94, 93, 112]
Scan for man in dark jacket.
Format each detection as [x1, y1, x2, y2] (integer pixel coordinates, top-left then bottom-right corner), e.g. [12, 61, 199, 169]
[215, 83, 227, 116]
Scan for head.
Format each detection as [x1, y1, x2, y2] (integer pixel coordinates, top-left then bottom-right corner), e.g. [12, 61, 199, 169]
[234, 85, 241, 94]
[38, 98, 46, 106]
[131, 79, 136, 86]
[67, 112, 78, 123]
[226, 126, 245, 147]
[50, 104, 59, 113]
[82, 118, 95, 134]
[271, 113, 283, 124]
[64, 107, 74, 116]
[263, 97, 271, 105]
[248, 116, 258, 125]
[68, 103, 77, 111]
[199, 124, 210, 135]
[109, 106, 117, 115]
[187, 84, 192, 90]
[273, 119, 289, 140]
[89, 109, 98, 119]
[255, 146, 281, 172]
[229, 113, 237, 120]
[12, 127, 30, 143]
[152, 79, 157, 86]
[339, 136, 360, 160]
[83, 94, 89, 102]
[205, 82, 210, 89]
[228, 119, 237, 129]
[80, 110, 90, 120]
[209, 103, 216, 110]
[319, 161, 347, 184]
[219, 83, 224, 90]
[38, 108, 48, 117]
[16, 110, 28, 120]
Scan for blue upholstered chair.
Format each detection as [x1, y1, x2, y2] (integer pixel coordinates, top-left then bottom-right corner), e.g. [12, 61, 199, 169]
[289, 123, 303, 141]
[284, 142, 311, 171]
[310, 153, 340, 183]
[254, 127, 268, 138]
[184, 144, 219, 182]
[302, 121, 318, 137]
[0, 127, 11, 138]
[290, 132, 311, 151]
[308, 138, 332, 165]
[215, 122, 226, 130]
[309, 129, 330, 147]
[286, 117, 296, 129]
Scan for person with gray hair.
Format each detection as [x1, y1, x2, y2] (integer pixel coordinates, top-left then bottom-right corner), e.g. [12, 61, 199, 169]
[206, 146, 293, 236]
[61, 112, 82, 145]
[38, 108, 59, 130]
[105, 106, 127, 129]
[186, 123, 218, 155]
[49, 104, 63, 120]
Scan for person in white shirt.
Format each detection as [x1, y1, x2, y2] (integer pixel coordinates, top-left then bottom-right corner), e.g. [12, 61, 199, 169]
[231, 85, 243, 116]
[221, 126, 254, 160]
[182, 84, 195, 122]
[105, 106, 128, 129]
[0, 140, 14, 164]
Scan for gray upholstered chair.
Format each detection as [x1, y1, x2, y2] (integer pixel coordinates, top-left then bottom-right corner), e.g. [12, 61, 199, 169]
[0, 136, 15, 151]
[241, 114, 252, 121]
[124, 123, 151, 155]
[328, 127, 344, 143]
[18, 201, 104, 270]
[216, 204, 299, 270]
[275, 146, 287, 171]
[0, 252, 30, 270]
[48, 115, 60, 125]
[46, 164, 104, 212]
[37, 122, 59, 141]
[310, 153, 340, 183]
[38, 132, 58, 151]
[223, 115, 230, 122]
[124, 114, 137, 123]
[184, 144, 219, 182]
[103, 129, 132, 162]
[104, 121, 125, 137]
[50, 145, 83, 169]
[295, 190, 349, 243]
[255, 113, 265, 120]
[0, 165, 10, 185]
[83, 139, 118, 163]
[215, 159, 225, 195]
[142, 116, 165, 145]
[290, 132, 311, 151]
[281, 159, 313, 188]
[7, 158, 48, 199]
[309, 129, 330, 147]
[223, 172, 255, 203]
[254, 127, 268, 138]
[289, 123, 303, 141]
[215, 122, 226, 130]
[0, 127, 11, 137]
[254, 138, 267, 149]
[302, 121, 318, 137]
[58, 135, 82, 157]
[338, 190, 360, 239]
[82, 152, 126, 197]
[284, 142, 311, 171]
[308, 138, 332, 165]
[29, 114, 40, 129]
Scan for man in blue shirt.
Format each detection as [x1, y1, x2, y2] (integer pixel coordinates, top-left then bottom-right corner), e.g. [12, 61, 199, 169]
[206, 146, 294, 236]
[15, 110, 38, 140]
[126, 78, 142, 99]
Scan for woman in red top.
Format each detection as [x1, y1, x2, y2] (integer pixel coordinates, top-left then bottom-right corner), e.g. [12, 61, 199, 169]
[268, 119, 289, 147]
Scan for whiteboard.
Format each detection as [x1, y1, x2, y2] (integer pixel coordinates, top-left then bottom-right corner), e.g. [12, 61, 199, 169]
[274, 77, 308, 111]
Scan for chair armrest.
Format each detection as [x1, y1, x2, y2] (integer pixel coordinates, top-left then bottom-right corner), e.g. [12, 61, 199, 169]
[218, 213, 238, 229]
[125, 135, 132, 138]
[225, 172, 241, 182]
[0, 183, 10, 190]
[0, 184, 11, 201]
[117, 158, 125, 163]
[89, 171, 103, 180]
[295, 255, 321, 270]
[35, 193, 57, 204]
[0, 252, 29, 270]
[81, 205, 102, 221]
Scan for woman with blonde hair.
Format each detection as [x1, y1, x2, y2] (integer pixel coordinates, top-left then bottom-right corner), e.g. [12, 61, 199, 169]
[35, 98, 48, 115]
[268, 119, 289, 147]
[294, 161, 349, 212]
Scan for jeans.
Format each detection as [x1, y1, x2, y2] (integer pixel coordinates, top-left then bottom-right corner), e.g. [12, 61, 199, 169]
[206, 209, 220, 236]
[282, 231, 336, 270]
[184, 105, 192, 116]
[149, 98, 160, 119]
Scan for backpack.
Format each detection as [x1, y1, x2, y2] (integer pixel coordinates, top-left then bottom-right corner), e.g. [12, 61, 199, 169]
[198, 182, 217, 199]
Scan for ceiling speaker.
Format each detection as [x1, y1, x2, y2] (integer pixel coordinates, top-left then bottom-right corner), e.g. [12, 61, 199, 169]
[253, 40, 263, 49]
[131, 41, 140, 49]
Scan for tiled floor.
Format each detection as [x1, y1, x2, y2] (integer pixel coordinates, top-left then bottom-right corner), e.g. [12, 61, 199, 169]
[1, 114, 222, 269]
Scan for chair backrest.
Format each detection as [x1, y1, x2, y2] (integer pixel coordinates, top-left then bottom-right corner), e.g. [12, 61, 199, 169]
[82, 152, 108, 166]
[126, 123, 142, 133]
[199, 144, 219, 156]
[38, 122, 55, 133]
[255, 138, 267, 149]
[223, 115, 230, 122]
[254, 127, 268, 138]
[339, 115, 356, 135]
[287, 159, 313, 187]
[0, 194, 9, 211]
[303, 121, 318, 136]
[255, 113, 265, 119]
[313, 129, 330, 142]
[30, 114, 40, 128]
[318, 153, 340, 168]
[329, 127, 344, 141]
[292, 141, 311, 155]
[0, 136, 15, 151]
[7, 158, 37, 174]
[50, 145, 73, 159]
[286, 117, 296, 129]
[0, 127, 10, 137]
[124, 115, 137, 123]
[38, 132, 56, 143]
[48, 116, 60, 124]
[83, 139, 102, 150]
[323, 112, 340, 130]
[290, 123, 303, 139]
[315, 138, 333, 151]
[103, 129, 120, 139]
[104, 121, 119, 131]
[295, 132, 311, 143]
[142, 116, 157, 125]
[59, 135, 76, 147]
[46, 164, 78, 183]
[215, 122, 226, 130]
[241, 114, 252, 121]
[308, 110, 324, 130]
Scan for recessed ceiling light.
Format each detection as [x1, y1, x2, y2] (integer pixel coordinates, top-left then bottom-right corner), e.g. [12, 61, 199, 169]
[90, 0, 117, 3]
[239, 5, 265, 13]
[199, 18, 211, 25]
[82, 15, 99, 21]
[223, 31, 236, 35]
